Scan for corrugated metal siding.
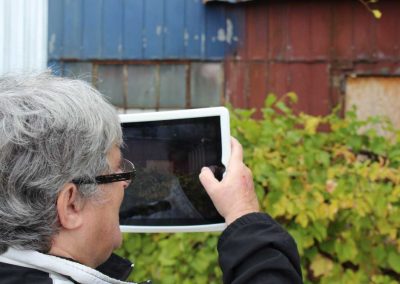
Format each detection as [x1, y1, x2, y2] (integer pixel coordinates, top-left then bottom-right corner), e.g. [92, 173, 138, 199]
[0, 0, 48, 75]
[224, 0, 400, 116]
[48, 0, 400, 115]
[48, 0, 243, 60]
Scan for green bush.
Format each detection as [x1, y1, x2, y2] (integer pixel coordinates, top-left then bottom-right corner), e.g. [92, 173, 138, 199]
[116, 94, 400, 283]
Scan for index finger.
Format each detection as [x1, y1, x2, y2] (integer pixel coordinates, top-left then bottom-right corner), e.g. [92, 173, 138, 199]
[229, 136, 243, 166]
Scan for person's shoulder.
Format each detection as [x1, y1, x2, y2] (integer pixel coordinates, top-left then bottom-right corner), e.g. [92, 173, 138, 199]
[0, 261, 53, 283]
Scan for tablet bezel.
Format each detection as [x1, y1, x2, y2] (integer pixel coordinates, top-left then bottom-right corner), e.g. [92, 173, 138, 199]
[119, 107, 230, 233]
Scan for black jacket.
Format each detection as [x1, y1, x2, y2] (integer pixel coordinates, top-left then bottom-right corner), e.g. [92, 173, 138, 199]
[218, 213, 303, 284]
[0, 213, 302, 283]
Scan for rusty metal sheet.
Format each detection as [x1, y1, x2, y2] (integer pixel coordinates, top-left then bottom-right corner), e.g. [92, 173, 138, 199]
[267, 63, 291, 98]
[353, 62, 400, 76]
[353, 4, 375, 61]
[159, 65, 186, 108]
[248, 62, 267, 111]
[126, 65, 158, 109]
[286, 64, 330, 115]
[332, 1, 354, 60]
[287, 2, 312, 60]
[266, 1, 288, 60]
[346, 77, 400, 132]
[190, 63, 223, 107]
[245, 3, 268, 60]
[289, 64, 312, 113]
[97, 64, 125, 108]
[225, 60, 247, 108]
[375, 0, 400, 60]
[309, 2, 331, 60]
[307, 64, 331, 116]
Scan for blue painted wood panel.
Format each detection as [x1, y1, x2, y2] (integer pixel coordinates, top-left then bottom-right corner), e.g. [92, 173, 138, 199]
[164, 0, 185, 58]
[48, 0, 64, 58]
[123, 0, 144, 59]
[143, 0, 164, 59]
[185, 0, 206, 58]
[62, 0, 82, 58]
[205, 6, 226, 59]
[82, 0, 102, 59]
[103, 0, 123, 58]
[47, 0, 243, 60]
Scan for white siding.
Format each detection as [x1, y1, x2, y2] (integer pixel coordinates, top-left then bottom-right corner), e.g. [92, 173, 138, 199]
[0, 0, 48, 76]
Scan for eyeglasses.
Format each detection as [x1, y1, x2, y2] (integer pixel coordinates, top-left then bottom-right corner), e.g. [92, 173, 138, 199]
[72, 159, 136, 185]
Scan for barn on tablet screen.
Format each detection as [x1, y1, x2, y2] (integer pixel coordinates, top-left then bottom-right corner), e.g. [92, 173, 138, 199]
[45, 0, 400, 123]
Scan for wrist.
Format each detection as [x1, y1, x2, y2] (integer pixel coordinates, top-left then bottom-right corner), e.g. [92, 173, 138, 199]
[225, 209, 259, 225]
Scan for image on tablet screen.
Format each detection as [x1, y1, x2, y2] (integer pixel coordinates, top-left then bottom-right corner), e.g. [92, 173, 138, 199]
[119, 116, 225, 226]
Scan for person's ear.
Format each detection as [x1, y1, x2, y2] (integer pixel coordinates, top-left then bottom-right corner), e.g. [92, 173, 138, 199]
[56, 184, 85, 230]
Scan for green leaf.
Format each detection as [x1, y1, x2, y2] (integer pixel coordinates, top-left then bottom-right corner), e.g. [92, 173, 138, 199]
[335, 238, 358, 262]
[310, 254, 334, 277]
[388, 250, 400, 273]
[265, 94, 277, 107]
[276, 101, 290, 114]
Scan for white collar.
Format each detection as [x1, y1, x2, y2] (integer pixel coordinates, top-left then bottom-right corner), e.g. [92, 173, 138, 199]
[0, 247, 137, 284]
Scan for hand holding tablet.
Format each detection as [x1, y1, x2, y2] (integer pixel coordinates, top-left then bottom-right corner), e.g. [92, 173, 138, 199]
[119, 107, 231, 233]
[118, 107, 259, 232]
[199, 137, 260, 225]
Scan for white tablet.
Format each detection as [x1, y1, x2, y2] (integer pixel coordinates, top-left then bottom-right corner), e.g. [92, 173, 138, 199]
[119, 107, 230, 233]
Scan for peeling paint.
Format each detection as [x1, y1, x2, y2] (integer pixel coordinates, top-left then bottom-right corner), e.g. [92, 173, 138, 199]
[49, 33, 56, 54]
[156, 25, 163, 36]
[194, 35, 199, 41]
[216, 19, 234, 44]
[184, 30, 189, 46]
[217, 29, 225, 42]
[201, 34, 206, 55]
[226, 18, 233, 44]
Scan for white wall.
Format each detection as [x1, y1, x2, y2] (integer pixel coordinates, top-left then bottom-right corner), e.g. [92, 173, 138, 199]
[0, 0, 48, 76]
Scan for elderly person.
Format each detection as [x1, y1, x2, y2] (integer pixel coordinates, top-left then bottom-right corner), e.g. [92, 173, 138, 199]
[0, 74, 302, 284]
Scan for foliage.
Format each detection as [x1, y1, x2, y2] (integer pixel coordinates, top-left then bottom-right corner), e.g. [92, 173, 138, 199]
[115, 232, 221, 283]
[230, 93, 400, 283]
[116, 94, 400, 283]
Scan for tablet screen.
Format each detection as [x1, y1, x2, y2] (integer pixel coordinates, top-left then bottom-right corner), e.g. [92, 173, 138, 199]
[119, 116, 225, 226]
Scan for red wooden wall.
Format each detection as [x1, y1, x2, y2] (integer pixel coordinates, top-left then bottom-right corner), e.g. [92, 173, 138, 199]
[224, 0, 400, 116]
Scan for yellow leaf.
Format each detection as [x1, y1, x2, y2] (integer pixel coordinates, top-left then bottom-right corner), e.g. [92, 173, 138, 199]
[328, 200, 339, 220]
[301, 114, 320, 135]
[295, 212, 309, 227]
[286, 92, 298, 103]
[340, 199, 354, 209]
[372, 9, 382, 19]
[316, 204, 329, 219]
[310, 254, 334, 277]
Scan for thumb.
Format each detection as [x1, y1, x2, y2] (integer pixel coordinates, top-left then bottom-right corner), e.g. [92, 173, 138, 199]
[199, 167, 219, 195]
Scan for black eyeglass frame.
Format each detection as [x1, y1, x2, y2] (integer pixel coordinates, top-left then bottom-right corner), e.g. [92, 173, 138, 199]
[72, 159, 136, 185]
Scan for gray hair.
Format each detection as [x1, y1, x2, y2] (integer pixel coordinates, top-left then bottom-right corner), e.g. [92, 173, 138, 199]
[0, 73, 122, 253]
